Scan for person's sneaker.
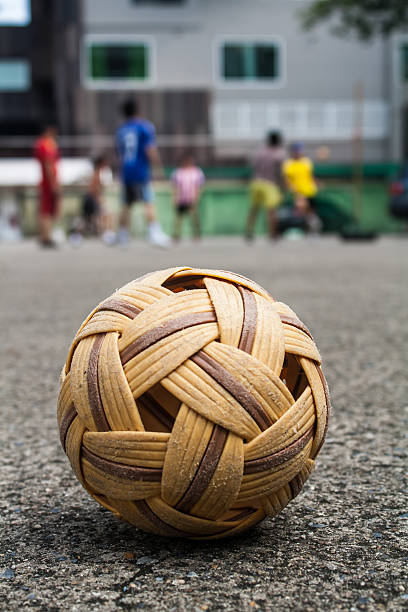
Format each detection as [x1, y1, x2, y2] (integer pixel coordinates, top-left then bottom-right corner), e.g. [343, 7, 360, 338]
[40, 239, 58, 249]
[69, 232, 83, 248]
[101, 229, 116, 246]
[117, 228, 130, 246]
[307, 214, 323, 234]
[148, 223, 171, 248]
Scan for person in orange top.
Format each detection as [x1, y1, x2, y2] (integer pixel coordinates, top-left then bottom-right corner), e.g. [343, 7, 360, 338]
[34, 125, 61, 247]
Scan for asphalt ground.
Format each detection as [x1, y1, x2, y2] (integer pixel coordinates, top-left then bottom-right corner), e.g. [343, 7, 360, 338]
[0, 236, 407, 611]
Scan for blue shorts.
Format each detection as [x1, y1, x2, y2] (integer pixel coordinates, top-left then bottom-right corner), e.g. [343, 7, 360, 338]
[123, 182, 154, 206]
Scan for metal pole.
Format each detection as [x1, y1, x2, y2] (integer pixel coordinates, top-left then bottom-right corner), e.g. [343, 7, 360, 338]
[352, 81, 364, 224]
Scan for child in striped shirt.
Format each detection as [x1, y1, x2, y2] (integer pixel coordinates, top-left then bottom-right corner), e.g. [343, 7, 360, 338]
[171, 153, 205, 241]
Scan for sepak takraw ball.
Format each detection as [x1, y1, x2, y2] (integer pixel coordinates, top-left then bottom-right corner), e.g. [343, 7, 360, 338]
[57, 267, 330, 539]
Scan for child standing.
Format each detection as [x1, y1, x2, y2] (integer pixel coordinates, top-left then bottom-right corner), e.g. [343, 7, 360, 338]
[82, 155, 115, 244]
[171, 154, 205, 241]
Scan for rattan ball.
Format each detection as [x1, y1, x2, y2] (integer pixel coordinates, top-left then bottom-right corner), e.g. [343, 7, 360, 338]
[58, 267, 330, 539]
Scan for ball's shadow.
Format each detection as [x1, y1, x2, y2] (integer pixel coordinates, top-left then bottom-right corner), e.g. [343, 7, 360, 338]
[24, 500, 297, 562]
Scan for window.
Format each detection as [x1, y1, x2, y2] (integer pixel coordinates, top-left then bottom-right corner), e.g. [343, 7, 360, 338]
[401, 44, 408, 81]
[0, 60, 31, 91]
[85, 38, 153, 87]
[0, 0, 30, 26]
[220, 41, 281, 83]
[89, 44, 148, 80]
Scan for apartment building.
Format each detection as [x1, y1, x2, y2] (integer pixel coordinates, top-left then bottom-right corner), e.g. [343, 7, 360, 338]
[2, 0, 408, 161]
[0, 0, 81, 147]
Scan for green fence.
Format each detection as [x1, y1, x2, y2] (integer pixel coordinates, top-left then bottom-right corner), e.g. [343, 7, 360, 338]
[18, 179, 405, 237]
[164, 162, 401, 181]
[155, 181, 403, 237]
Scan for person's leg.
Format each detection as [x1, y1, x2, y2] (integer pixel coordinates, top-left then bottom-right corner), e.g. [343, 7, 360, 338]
[104, 210, 114, 232]
[116, 184, 134, 244]
[265, 183, 281, 239]
[246, 204, 260, 240]
[191, 204, 201, 239]
[100, 211, 116, 245]
[142, 183, 170, 247]
[143, 202, 156, 224]
[143, 189, 156, 225]
[38, 189, 57, 246]
[96, 209, 103, 235]
[117, 206, 131, 244]
[294, 194, 309, 215]
[54, 193, 62, 221]
[305, 197, 322, 233]
[82, 214, 89, 235]
[119, 184, 134, 229]
[99, 207, 113, 233]
[91, 213, 99, 236]
[267, 208, 278, 239]
[141, 183, 157, 224]
[119, 204, 131, 230]
[308, 196, 316, 210]
[246, 180, 262, 240]
[39, 213, 52, 243]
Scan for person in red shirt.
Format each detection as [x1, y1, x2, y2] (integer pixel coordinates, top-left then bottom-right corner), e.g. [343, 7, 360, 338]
[34, 125, 61, 247]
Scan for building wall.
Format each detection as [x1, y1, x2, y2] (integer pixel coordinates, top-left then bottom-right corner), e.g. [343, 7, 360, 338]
[81, 0, 391, 161]
[84, 0, 385, 96]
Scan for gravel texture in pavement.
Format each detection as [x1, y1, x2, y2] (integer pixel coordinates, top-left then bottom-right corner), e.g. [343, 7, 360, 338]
[0, 237, 407, 611]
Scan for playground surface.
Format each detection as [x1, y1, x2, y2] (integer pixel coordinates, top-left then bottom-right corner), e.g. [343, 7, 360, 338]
[0, 236, 407, 611]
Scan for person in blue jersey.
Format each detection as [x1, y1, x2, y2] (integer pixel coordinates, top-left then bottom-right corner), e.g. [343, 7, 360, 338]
[116, 98, 170, 246]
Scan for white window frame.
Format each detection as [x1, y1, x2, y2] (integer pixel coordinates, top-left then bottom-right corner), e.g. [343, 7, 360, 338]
[82, 34, 156, 90]
[214, 36, 286, 89]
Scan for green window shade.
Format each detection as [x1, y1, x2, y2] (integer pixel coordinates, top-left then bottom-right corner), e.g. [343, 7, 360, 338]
[89, 44, 148, 80]
[223, 45, 245, 79]
[402, 44, 408, 82]
[254, 45, 278, 79]
[222, 43, 279, 81]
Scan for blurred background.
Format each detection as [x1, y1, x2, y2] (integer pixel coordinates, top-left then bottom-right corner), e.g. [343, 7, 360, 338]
[0, 0, 407, 240]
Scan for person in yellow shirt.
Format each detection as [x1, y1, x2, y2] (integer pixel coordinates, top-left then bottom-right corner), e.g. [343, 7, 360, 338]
[282, 142, 317, 216]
